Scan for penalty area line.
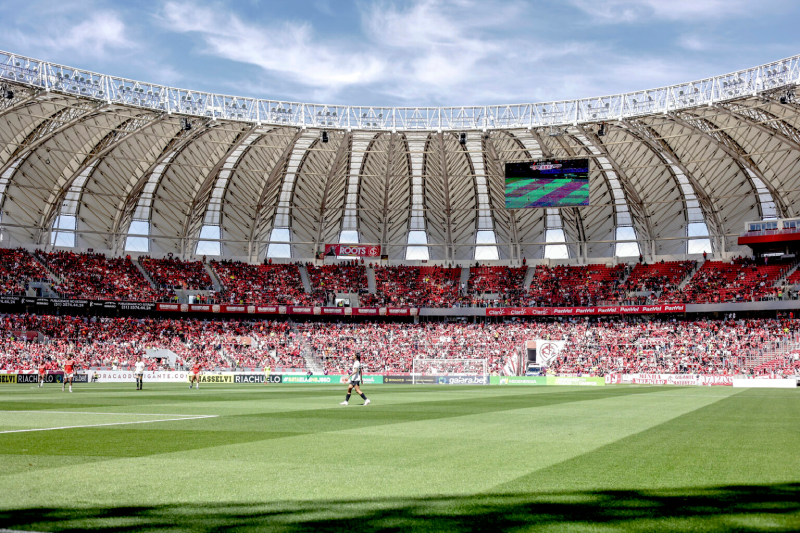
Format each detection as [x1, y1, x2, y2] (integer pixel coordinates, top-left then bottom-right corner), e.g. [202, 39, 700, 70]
[0, 415, 218, 434]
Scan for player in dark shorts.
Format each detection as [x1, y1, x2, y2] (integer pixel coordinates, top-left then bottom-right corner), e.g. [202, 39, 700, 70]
[340, 354, 370, 406]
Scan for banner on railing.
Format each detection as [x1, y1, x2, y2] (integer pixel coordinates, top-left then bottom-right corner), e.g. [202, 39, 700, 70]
[324, 244, 381, 257]
[605, 374, 734, 386]
[486, 304, 685, 317]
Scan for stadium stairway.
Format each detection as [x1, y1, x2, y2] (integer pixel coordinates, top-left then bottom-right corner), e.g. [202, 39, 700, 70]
[32, 252, 61, 284]
[366, 266, 376, 294]
[204, 263, 223, 292]
[678, 261, 701, 291]
[133, 259, 157, 290]
[774, 260, 800, 287]
[523, 267, 536, 291]
[298, 265, 312, 293]
[460, 267, 470, 295]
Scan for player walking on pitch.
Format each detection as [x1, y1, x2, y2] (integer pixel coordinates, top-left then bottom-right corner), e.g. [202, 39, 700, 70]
[62, 356, 76, 393]
[38, 361, 47, 388]
[134, 356, 145, 390]
[340, 354, 370, 406]
[189, 360, 201, 389]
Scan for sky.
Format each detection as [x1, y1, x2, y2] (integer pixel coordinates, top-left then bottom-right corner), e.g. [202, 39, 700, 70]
[0, 0, 797, 107]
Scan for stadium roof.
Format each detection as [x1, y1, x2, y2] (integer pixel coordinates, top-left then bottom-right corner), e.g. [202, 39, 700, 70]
[1, 49, 799, 263]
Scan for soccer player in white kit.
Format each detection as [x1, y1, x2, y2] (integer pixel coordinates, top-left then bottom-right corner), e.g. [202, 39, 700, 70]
[340, 354, 370, 406]
[134, 356, 145, 390]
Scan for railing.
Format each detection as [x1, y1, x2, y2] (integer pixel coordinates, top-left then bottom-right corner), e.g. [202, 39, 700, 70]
[741, 227, 800, 237]
[1, 49, 798, 131]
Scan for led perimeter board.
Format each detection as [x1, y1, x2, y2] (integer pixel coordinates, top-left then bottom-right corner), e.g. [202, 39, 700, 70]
[505, 159, 590, 209]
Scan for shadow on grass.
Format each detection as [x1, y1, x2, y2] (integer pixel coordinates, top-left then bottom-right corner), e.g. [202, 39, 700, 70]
[2, 483, 798, 532]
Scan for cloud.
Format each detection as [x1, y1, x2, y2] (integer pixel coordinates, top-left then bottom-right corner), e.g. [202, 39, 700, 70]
[14, 9, 134, 60]
[160, 1, 386, 92]
[568, 0, 754, 23]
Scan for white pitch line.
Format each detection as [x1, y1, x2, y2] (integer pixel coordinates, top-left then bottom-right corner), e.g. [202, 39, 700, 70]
[0, 415, 218, 434]
[0, 410, 211, 417]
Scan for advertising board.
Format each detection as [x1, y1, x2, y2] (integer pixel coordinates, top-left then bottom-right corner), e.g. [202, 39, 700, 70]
[547, 376, 605, 386]
[491, 376, 547, 385]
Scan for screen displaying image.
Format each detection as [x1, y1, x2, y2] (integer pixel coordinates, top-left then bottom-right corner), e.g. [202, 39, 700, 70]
[505, 159, 590, 208]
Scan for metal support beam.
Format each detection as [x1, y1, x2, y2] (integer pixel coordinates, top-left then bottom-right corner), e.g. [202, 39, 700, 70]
[484, 135, 520, 262]
[380, 133, 395, 256]
[248, 129, 305, 260]
[622, 119, 725, 241]
[314, 131, 352, 256]
[41, 112, 169, 233]
[180, 123, 259, 245]
[669, 111, 791, 218]
[575, 126, 656, 250]
[437, 132, 454, 262]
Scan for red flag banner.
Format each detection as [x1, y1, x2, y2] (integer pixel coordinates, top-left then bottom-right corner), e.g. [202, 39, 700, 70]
[324, 244, 381, 257]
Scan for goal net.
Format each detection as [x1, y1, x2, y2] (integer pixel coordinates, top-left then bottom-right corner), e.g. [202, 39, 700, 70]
[411, 358, 488, 385]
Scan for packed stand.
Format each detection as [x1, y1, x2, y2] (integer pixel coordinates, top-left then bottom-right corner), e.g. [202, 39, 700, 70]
[371, 265, 462, 307]
[0, 315, 308, 373]
[37, 251, 162, 301]
[466, 266, 528, 306]
[140, 257, 214, 295]
[0, 248, 51, 295]
[0, 314, 797, 378]
[307, 262, 369, 305]
[525, 264, 626, 307]
[622, 260, 695, 303]
[212, 260, 312, 305]
[681, 257, 792, 303]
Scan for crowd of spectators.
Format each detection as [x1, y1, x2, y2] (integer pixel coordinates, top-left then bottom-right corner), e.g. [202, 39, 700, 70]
[1, 313, 796, 378]
[523, 264, 627, 307]
[306, 262, 369, 305]
[0, 314, 307, 373]
[37, 251, 163, 301]
[547, 317, 798, 376]
[140, 256, 213, 292]
[682, 257, 792, 303]
[0, 248, 50, 295]
[212, 260, 312, 306]
[371, 265, 462, 307]
[622, 261, 695, 303]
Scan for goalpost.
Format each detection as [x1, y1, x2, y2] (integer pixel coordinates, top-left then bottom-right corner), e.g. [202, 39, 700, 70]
[411, 358, 489, 384]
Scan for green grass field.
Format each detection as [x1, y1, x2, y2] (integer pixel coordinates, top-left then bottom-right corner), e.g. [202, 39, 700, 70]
[0, 383, 798, 532]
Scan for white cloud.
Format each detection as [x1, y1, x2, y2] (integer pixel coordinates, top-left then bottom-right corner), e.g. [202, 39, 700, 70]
[160, 1, 386, 92]
[16, 10, 133, 59]
[568, 0, 754, 23]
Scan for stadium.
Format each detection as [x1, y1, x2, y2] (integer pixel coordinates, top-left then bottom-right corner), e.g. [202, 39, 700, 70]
[0, 16, 799, 533]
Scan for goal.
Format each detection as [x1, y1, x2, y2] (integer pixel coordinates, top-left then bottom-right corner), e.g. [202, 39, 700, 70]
[411, 358, 488, 385]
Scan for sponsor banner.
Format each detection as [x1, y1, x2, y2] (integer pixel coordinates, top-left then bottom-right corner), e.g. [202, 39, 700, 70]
[382, 375, 437, 384]
[279, 374, 383, 384]
[487, 304, 685, 317]
[94, 371, 192, 383]
[352, 308, 379, 316]
[51, 298, 89, 309]
[547, 376, 605, 386]
[324, 244, 381, 257]
[119, 301, 156, 311]
[234, 374, 283, 384]
[732, 378, 798, 388]
[0, 296, 21, 306]
[435, 375, 490, 385]
[0, 374, 17, 384]
[385, 308, 417, 317]
[321, 307, 346, 316]
[0, 373, 87, 384]
[289, 306, 316, 315]
[220, 305, 248, 314]
[254, 305, 282, 314]
[617, 374, 733, 386]
[198, 374, 233, 383]
[491, 376, 547, 385]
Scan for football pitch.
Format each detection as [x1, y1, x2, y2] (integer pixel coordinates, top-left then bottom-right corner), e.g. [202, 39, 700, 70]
[0, 384, 798, 532]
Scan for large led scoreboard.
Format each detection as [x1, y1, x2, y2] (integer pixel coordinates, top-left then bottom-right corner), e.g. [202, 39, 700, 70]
[505, 158, 590, 209]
